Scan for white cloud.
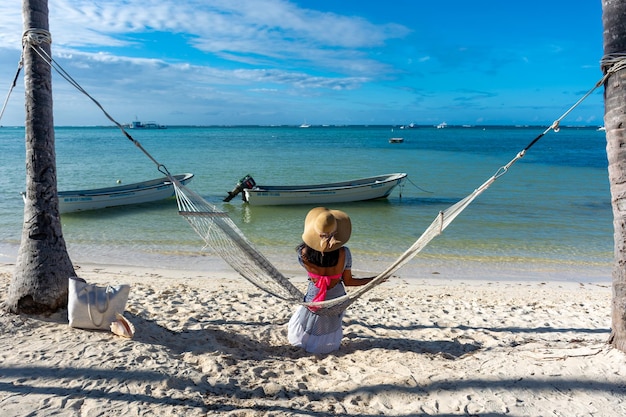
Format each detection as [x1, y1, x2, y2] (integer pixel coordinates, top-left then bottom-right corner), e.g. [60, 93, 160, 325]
[1, 0, 407, 75]
[0, 0, 409, 125]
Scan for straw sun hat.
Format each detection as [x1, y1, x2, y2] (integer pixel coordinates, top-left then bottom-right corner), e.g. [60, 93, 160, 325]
[302, 207, 352, 253]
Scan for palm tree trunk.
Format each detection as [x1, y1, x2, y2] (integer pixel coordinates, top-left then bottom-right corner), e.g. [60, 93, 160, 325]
[5, 0, 75, 314]
[603, 0, 626, 352]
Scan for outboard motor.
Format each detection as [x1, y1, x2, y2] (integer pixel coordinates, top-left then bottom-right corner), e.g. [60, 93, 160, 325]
[224, 175, 256, 202]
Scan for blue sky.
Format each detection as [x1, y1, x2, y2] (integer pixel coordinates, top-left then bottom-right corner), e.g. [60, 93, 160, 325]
[0, 0, 605, 126]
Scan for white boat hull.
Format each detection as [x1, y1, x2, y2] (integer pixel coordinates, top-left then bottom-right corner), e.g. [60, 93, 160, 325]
[57, 173, 193, 213]
[241, 173, 406, 206]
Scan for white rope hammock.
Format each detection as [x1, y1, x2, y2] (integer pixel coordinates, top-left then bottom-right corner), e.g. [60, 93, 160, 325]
[13, 28, 623, 316]
[171, 161, 501, 315]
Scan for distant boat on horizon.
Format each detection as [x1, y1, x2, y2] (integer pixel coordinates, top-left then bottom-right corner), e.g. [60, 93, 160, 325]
[436, 122, 448, 129]
[126, 119, 167, 129]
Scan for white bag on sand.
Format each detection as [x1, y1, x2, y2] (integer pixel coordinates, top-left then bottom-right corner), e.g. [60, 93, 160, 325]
[68, 276, 130, 330]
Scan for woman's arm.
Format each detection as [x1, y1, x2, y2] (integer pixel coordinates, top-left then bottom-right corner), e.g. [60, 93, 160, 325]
[341, 269, 375, 286]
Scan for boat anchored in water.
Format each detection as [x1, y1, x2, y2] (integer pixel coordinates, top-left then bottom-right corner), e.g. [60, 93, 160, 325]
[28, 173, 195, 213]
[224, 173, 407, 205]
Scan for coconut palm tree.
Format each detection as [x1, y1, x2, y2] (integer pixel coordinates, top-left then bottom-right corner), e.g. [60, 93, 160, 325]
[4, 0, 75, 314]
[603, 0, 626, 352]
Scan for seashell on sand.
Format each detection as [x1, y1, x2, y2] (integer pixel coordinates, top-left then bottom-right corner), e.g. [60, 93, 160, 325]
[110, 313, 135, 338]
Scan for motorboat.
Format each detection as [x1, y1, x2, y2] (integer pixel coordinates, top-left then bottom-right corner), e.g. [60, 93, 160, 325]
[224, 173, 407, 206]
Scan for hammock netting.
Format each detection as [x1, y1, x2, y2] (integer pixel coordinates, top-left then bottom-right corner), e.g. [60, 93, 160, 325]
[171, 173, 499, 316]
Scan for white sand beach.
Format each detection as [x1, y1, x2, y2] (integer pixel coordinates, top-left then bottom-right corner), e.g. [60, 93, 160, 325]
[1, 261, 625, 416]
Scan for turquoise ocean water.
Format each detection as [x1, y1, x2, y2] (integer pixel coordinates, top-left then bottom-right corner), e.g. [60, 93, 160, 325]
[0, 125, 613, 281]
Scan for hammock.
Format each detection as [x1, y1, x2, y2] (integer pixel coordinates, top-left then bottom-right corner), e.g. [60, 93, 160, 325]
[14, 27, 620, 316]
[172, 171, 500, 315]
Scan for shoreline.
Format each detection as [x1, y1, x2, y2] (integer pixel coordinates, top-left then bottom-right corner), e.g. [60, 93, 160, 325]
[0, 240, 613, 285]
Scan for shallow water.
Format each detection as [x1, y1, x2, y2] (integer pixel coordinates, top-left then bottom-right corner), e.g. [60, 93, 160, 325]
[0, 125, 613, 280]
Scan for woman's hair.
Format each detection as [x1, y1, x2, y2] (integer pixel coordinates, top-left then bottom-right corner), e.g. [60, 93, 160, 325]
[297, 242, 340, 267]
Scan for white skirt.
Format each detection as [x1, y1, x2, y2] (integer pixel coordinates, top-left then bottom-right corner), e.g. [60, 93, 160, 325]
[287, 282, 346, 354]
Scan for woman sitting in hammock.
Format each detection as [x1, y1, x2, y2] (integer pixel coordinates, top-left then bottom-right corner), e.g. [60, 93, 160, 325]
[288, 207, 375, 354]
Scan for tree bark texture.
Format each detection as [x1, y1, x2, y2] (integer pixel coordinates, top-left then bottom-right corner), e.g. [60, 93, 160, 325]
[603, 0, 626, 352]
[5, 0, 75, 314]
